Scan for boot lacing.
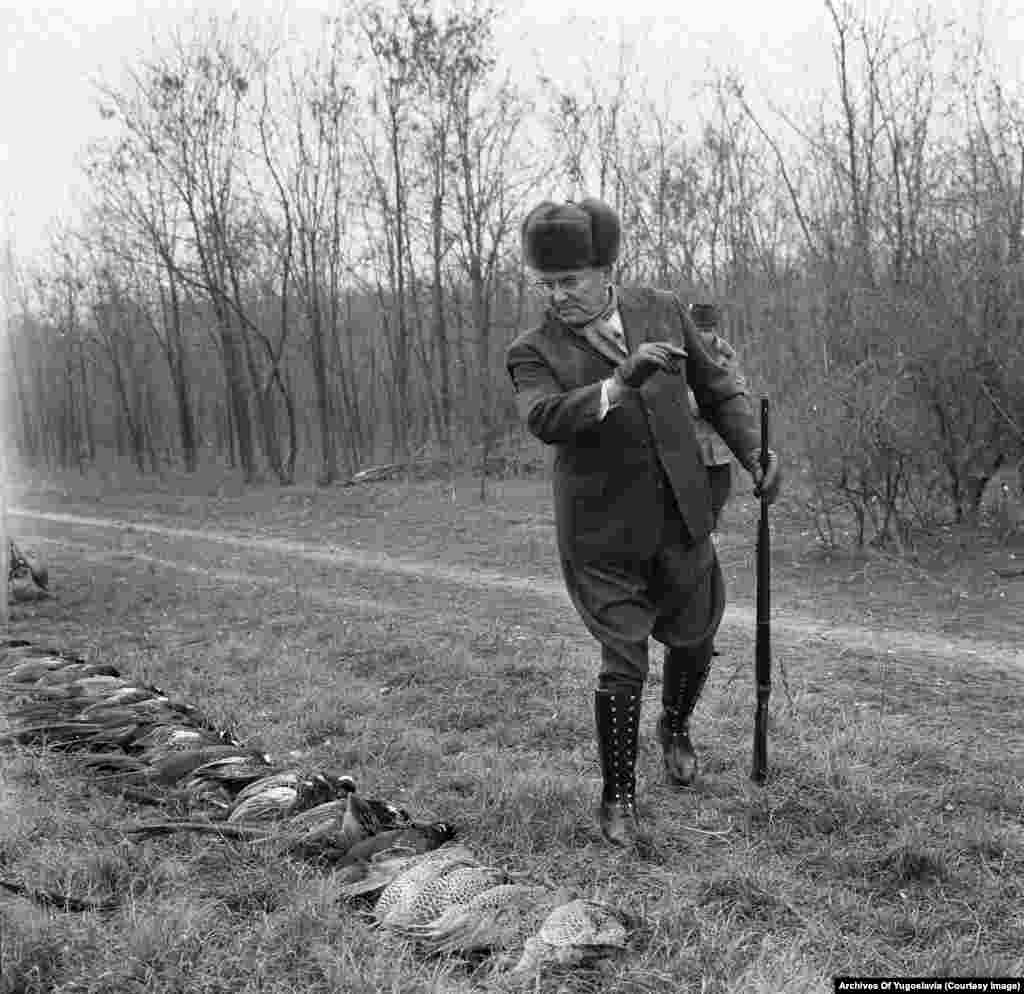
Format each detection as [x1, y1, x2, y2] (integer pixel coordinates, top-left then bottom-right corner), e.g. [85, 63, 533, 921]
[608, 692, 638, 810]
[661, 703, 689, 737]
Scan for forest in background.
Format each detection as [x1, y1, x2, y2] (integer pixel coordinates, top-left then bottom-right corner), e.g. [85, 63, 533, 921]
[2, 0, 1022, 548]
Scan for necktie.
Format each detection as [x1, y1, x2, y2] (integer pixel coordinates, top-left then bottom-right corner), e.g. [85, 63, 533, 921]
[573, 290, 627, 364]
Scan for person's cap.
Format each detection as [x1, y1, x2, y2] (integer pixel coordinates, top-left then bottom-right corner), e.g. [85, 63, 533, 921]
[521, 197, 621, 272]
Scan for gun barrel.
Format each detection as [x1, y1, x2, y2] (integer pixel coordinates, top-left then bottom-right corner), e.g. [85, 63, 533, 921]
[751, 398, 771, 783]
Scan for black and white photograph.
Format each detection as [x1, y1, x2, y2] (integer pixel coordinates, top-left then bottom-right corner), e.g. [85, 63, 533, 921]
[1, 1, 1021, 991]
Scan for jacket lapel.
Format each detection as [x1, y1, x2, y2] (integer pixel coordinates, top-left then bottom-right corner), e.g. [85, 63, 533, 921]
[616, 287, 649, 351]
[541, 311, 618, 370]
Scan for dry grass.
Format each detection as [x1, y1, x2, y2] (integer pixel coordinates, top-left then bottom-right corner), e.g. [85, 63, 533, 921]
[1, 468, 1022, 993]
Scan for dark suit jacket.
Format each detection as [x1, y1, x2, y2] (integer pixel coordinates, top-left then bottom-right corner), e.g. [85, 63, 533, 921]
[506, 287, 759, 566]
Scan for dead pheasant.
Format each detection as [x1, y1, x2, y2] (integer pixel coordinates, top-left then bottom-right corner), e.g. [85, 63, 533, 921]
[223, 769, 352, 823]
[1, 656, 95, 686]
[341, 791, 408, 840]
[138, 746, 274, 787]
[0, 719, 138, 750]
[338, 821, 456, 866]
[400, 883, 562, 956]
[229, 771, 354, 809]
[226, 777, 335, 824]
[503, 898, 629, 978]
[371, 844, 479, 925]
[133, 724, 240, 761]
[184, 754, 280, 800]
[5, 675, 129, 705]
[378, 863, 509, 932]
[280, 797, 347, 834]
[333, 849, 424, 901]
[284, 790, 408, 860]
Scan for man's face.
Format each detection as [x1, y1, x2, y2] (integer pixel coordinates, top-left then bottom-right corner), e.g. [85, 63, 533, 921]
[530, 266, 609, 324]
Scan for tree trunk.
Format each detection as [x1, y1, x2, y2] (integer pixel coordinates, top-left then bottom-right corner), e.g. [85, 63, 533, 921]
[471, 263, 492, 500]
[389, 107, 410, 462]
[218, 314, 256, 481]
[63, 358, 82, 472]
[242, 327, 282, 482]
[432, 191, 453, 457]
[309, 299, 338, 485]
[77, 334, 95, 465]
[6, 332, 36, 463]
[111, 346, 146, 472]
[164, 270, 198, 473]
[333, 288, 364, 472]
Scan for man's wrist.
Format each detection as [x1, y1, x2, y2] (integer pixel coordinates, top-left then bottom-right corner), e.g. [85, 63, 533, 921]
[743, 447, 777, 473]
[742, 449, 762, 474]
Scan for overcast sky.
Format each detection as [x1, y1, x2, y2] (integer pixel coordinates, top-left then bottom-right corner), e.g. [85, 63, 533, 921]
[2, 0, 1021, 264]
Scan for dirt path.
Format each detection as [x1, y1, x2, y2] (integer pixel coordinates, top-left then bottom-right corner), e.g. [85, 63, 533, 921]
[12, 507, 1023, 669]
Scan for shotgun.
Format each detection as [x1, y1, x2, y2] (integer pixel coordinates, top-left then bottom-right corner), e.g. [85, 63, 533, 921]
[751, 398, 771, 783]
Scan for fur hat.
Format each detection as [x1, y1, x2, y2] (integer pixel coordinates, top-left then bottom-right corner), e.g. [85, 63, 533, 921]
[521, 197, 621, 272]
[690, 303, 720, 329]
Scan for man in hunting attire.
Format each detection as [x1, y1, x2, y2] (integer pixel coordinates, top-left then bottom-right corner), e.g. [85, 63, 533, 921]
[506, 198, 781, 848]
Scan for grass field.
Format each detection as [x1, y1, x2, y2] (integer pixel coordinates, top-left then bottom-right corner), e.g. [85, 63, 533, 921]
[1, 467, 1022, 993]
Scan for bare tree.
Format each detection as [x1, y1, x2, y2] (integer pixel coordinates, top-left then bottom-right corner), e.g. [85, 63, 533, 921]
[256, 32, 358, 483]
[357, 1, 423, 462]
[450, 72, 531, 491]
[2, 238, 43, 463]
[82, 139, 201, 472]
[101, 18, 267, 480]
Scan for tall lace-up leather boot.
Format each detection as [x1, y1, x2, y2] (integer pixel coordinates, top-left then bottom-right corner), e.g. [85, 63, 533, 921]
[658, 641, 714, 786]
[594, 688, 644, 847]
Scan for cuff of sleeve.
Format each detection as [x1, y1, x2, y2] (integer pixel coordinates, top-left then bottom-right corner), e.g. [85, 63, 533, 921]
[598, 379, 612, 420]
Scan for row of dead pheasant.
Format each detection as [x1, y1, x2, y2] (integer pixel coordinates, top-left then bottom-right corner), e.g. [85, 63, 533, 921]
[0, 638, 427, 859]
[0, 637, 631, 978]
